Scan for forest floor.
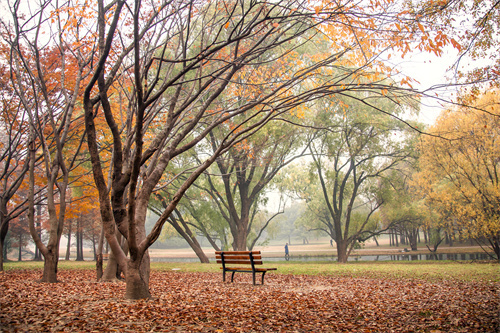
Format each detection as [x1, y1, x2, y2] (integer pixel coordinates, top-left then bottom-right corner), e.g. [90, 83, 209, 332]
[1, 266, 499, 332]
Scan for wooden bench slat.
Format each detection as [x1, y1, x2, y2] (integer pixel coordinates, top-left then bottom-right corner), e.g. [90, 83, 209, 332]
[216, 255, 262, 260]
[216, 259, 263, 265]
[215, 251, 260, 254]
[221, 267, 277, 272]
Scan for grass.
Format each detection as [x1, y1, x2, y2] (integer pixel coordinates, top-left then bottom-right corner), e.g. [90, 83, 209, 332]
[4, 259, 498, 283]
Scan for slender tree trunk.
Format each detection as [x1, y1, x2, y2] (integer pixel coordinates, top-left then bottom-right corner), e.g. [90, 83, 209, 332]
[76, 217, 83, 261]
[0, 218, 8, 271]
[65, 222, 72, 260]
[96, 225, 105, 281]
[102, 231, 128, 281]
[18, 233, 22, 261]
[408, 229, 418, 251]
[75, 227, 80, 261]
[92, 232, 97, 261]
[168, 215, 209, 263]
[33, 204, 43, 261]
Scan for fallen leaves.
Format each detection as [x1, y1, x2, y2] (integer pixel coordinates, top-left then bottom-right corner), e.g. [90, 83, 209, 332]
[0, 269, 498, 332]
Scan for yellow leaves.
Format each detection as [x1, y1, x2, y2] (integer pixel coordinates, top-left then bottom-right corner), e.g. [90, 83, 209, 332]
[450, 38, 461, 52]
[417, 22, 425, 34]
[417, 90, 500, 238]
[400, 76, 414, 89]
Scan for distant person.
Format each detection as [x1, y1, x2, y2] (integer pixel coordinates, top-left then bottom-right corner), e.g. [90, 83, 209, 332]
[330, 239, 333, 247]
[285, 243, 289, 256]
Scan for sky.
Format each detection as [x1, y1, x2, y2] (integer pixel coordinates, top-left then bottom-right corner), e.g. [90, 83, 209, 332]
[392, 46, 462, 126]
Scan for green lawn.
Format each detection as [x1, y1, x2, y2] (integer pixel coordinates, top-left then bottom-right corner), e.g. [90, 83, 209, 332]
[4, 259, 498, 283]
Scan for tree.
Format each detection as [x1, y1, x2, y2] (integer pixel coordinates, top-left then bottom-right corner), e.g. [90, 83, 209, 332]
[1, 0, 455, 298]
[0, 60, 31, 271]
[80, 0, 457, 298]
[416, 90, 500, 261]
[407, 0, 499, 92]
[194, 121, 303, 251]
[3, 1, 92, 281]
[297, 93, 415, 262]
[378, 160, 427, 251]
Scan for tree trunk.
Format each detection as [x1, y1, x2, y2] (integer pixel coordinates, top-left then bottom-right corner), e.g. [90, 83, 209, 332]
[102, 252, 121, 281]
[125, 258, 151, 300]
[0, 238, 4, 271]
[0, 217, 9, 271]
[18, 232, 22, 261]
[408, 229, 418, 251]
[168, 215, 209, 263]
[232, 224, 248, 251]
[42, 251, 59, 283]
[337, 240, 348, 263]
[102, 233, 128, 281]
[233, 232, 247, 251]
[65, 222, 72, 260]
[34, 204, 42, 261]
[96, 225, 105, 281]
[76, 217, 84, 261]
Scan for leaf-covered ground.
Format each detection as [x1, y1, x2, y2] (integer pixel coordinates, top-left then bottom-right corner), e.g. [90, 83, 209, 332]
[1, 269, 498, 332]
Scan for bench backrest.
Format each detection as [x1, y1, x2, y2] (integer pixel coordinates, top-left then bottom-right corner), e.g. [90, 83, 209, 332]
[215, 251, 263, 266]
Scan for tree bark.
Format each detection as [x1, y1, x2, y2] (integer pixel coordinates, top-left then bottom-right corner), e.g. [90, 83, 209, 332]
[0, 219, 8, 271]
[96, 225, 105, 281]
[65, 222, 72, 260]
[18, 232, 22, 261]
[337, 240, 348, 263]
[408, 228, 418, 251]
[125, 258, 151, 300]
[42, 251, 59, 283]
[76, 216, 84, 261]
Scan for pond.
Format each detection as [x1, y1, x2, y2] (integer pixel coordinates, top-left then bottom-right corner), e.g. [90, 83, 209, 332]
[150, 252, 492, 263]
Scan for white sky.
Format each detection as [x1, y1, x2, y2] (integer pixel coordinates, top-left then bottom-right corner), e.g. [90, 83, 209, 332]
[392, 46, 462, 126]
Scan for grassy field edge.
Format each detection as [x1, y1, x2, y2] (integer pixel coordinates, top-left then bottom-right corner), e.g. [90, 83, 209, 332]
[3, 260, 498, 283]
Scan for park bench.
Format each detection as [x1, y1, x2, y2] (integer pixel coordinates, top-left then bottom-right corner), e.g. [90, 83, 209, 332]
[215, 251, 277, 285]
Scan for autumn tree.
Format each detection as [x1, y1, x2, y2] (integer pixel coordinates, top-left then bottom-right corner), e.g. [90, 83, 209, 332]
[79, 0, 459, 299]
[0, 96, 30, 270]
[378, 158, 428, 251]
[406, 0, 499, 92]
[416, 90, 500, 261]
[0, 50, 35, 271]
[2, 0, 95, 281]
[0, 0, 451, 298]
[292, 92, 416, 262]
[199, 121, 303, 251]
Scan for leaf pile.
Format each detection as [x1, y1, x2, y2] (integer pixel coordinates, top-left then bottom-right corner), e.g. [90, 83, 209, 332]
[1, 269, 498, 332]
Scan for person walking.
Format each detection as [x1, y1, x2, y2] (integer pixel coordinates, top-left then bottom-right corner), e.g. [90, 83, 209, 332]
[284, 243, 289, 261]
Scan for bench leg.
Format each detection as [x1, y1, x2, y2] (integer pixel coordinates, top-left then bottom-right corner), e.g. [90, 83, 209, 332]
[261, 271, 267, 285]
[223, 270, 226, 282]
[231, 271, 236, 282]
